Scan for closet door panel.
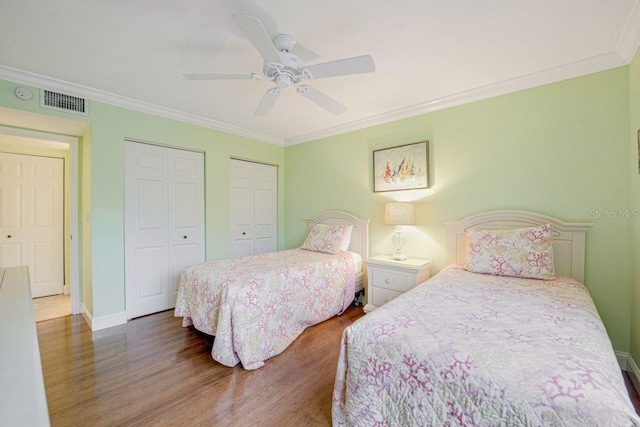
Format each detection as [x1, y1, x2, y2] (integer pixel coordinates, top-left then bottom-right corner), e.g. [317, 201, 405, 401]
[168, 148, 204, 303]
[230, 160, 255, 257]
[125, 141, 204, 318]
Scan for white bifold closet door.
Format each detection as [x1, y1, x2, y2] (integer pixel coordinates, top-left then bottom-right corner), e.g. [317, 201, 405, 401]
[124, 141, 204, 319]
[0, 153, 64, 298]
[230, 159, 277, 258]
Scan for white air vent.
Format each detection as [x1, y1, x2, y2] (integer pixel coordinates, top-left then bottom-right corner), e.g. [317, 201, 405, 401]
[40, 90, 88, 116]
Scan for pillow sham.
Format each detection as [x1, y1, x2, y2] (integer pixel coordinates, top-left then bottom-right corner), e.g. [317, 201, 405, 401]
[301, 223, 351, 254]
[339, 224, 354, 251]
[465, 224, 555, 280]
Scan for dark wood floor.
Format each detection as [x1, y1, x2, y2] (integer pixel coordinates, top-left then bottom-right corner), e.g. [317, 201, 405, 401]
[624, 370, 640, 414]
[37, 306, 640, 426]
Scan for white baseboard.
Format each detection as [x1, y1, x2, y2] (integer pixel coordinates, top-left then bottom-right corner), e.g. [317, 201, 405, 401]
[616, 350, 629, 370]
[615, 350, 640, 395]
[81, 302, 127, 331]
[81, 302, 93, 329]
[628, 354, 640, 395]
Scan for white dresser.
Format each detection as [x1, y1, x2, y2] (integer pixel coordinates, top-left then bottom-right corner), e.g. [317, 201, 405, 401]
[0, 266, 50, 426]
[363, 255, 431, 313]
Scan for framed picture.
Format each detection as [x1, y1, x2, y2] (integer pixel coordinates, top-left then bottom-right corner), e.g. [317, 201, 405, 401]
[373, 141, 429, 192]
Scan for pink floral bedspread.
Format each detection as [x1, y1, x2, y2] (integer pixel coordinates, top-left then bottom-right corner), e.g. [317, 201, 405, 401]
[175, 248, 355, 370]
[333, 265, 640, 426]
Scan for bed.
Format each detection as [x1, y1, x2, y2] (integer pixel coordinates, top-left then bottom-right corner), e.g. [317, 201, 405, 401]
[174, 210, 369, 370]
[333, 210, 640, 426]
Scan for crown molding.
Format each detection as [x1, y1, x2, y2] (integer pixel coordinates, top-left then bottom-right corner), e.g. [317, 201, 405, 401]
[0, 65, 284, 147]
[616, 0, 640, 62]
[1, 41, 635, 150]
[284, 51, 628, 146]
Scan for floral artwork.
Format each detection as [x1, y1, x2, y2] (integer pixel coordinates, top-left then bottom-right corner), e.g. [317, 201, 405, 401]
[373, 141, 429, 192]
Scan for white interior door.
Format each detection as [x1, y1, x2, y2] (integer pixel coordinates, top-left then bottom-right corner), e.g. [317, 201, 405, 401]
[230, 159, 277, 258]
[0, 153, 63, 298]
[125, 141, 204, 319]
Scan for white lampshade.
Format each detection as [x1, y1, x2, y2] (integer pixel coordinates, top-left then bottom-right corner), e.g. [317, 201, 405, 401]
[385, 202, 416, 225]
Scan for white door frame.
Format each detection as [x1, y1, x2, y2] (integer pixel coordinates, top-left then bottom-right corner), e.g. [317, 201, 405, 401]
[0, 126, 80, 314]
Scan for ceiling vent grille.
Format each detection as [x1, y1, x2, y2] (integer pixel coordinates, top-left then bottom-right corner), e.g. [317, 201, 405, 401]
[40, 90, 88, 116]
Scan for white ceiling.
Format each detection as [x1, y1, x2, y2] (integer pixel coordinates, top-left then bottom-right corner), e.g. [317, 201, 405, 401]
[1, 0, 639, 146]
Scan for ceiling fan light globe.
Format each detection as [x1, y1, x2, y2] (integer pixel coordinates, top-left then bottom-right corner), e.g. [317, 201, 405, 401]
[273, 33, 296, 52]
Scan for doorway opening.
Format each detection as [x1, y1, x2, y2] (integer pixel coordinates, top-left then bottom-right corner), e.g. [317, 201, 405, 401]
[0, 125, 80, 320]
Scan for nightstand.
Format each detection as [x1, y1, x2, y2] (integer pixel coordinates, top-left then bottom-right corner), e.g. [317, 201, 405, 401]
[363, 255, 432, 313]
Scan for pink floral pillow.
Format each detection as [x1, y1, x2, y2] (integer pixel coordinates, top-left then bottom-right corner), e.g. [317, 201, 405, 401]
[301, 224, 351, 254]
[465, 224, 555, 280]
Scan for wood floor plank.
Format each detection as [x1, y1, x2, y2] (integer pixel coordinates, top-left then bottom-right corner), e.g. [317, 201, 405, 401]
[37, 305, 364, 426]
[37, 306, 640, 426]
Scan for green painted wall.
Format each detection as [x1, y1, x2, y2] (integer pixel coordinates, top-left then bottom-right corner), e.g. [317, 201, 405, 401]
[286, 67, 633, 352]
[629, 48, 640, 364]
[87, 102, 285, 317]
[0, 65, 637, 353]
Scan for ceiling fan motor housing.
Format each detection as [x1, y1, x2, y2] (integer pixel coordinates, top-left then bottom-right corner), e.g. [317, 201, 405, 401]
[264, 51, 305, 88]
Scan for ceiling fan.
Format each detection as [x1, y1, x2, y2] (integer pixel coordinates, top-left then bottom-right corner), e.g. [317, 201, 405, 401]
[184, 14, 376, 117]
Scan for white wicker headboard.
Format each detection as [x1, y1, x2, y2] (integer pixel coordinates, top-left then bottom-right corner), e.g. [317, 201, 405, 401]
[444, 210, 593, 283]
[306, 211, 370, 259]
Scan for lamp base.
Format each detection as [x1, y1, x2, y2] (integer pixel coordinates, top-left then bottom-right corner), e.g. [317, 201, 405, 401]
[391, 252, 408, 261]
[391, 225, 408, 261]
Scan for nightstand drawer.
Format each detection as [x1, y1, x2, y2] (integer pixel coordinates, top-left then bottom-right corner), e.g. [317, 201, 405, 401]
[370, 269, 413, 292]
[363, 256, 431, 313]
[371, 287, 403, 307]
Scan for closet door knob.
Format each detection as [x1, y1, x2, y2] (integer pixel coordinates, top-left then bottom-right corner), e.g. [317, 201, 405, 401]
[7, 235, 12, 239]
[242, 232, 246, 235]
[183, 235, 187, 239]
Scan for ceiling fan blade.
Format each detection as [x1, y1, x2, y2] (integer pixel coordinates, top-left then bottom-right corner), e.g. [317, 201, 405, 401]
[296, 84, 347, 115]
[291, 43, 319, 62]
[183, 73, 256, 80]
[254, 87, 281, 117]
[303, 55, 375, 80]
[233, 15, 281, 63]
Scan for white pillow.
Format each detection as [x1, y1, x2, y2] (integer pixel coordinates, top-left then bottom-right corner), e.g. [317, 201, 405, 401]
[339, 225, 353, 251]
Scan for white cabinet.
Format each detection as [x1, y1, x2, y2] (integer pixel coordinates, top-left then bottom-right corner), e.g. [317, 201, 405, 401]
[363, 255, 431, 313]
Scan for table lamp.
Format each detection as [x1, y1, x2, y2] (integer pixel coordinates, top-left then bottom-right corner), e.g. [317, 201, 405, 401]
[384, 202, 415, 261]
